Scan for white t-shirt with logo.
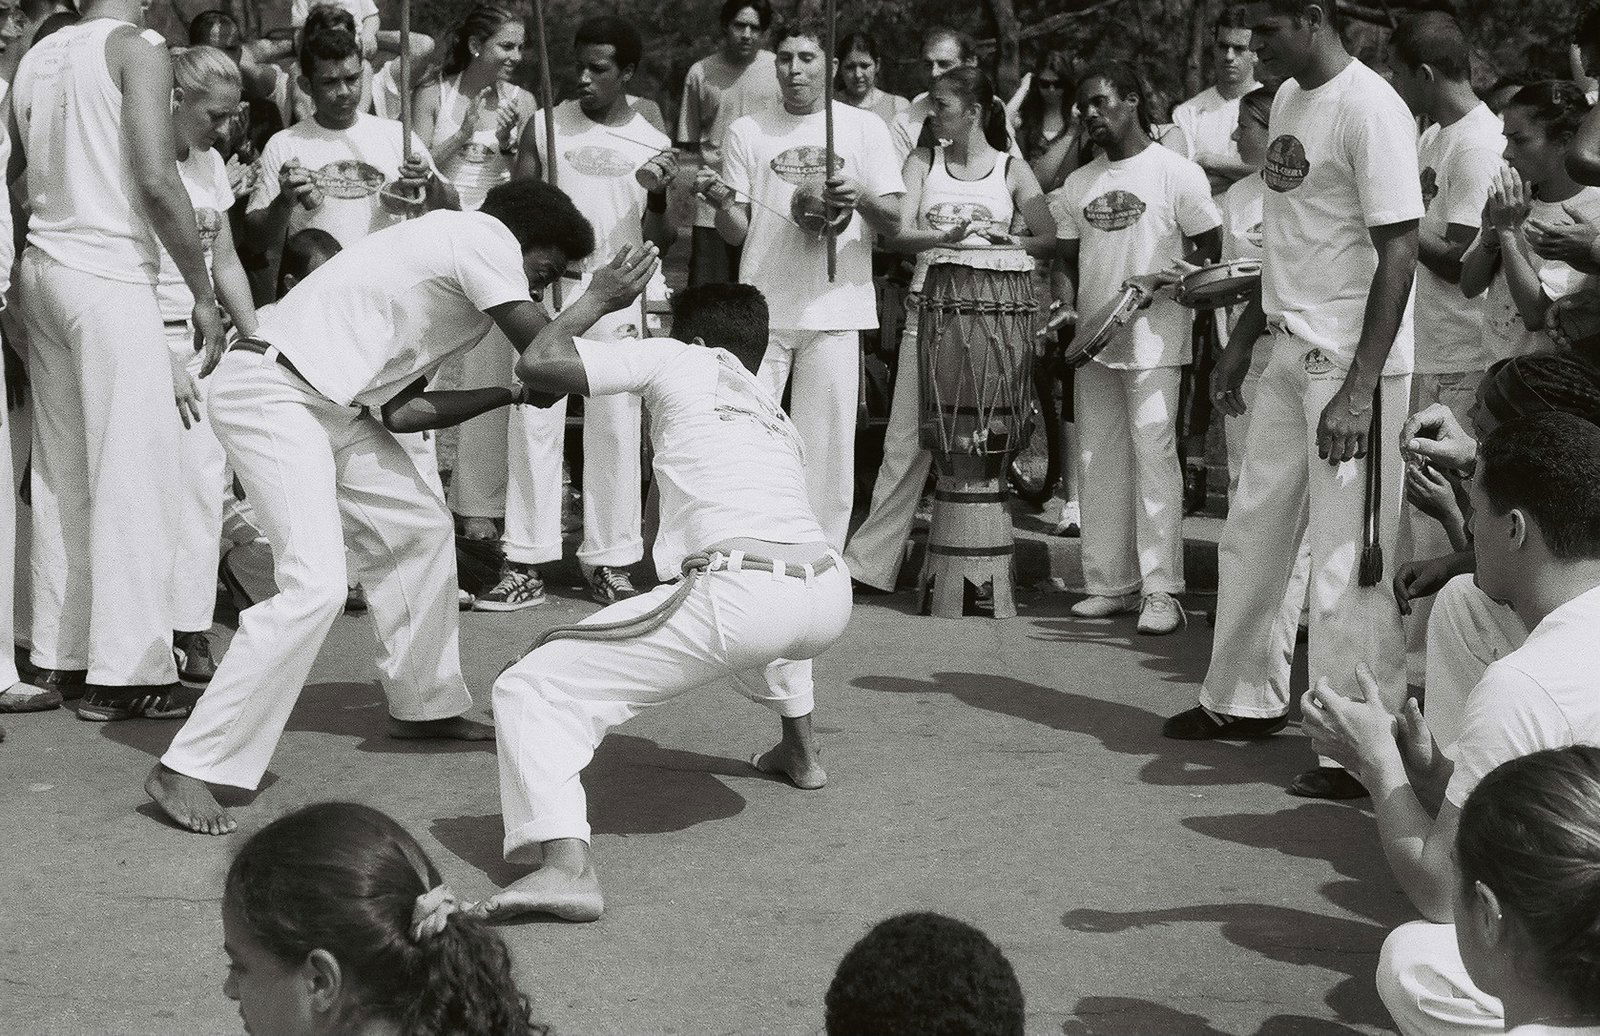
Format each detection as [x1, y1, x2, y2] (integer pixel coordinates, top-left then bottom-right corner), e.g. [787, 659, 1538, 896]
[1221, 171, 1269, 373]
[156, 147, 234, 322]
[1171, 82, 1261, 191]
[249, 112, 432, 248]
[1478, 187, 1600, 360]
[1415, 104, 1503, 374]
[678, 49, 782, 228]
[574, 335, 827, 581]
[1052, 142, 1221, 369]
[1446, 585, 1600, 809]
[722, 101, 903, 331]
[1261, 59, 1423, 374]
[255, 210, 532, 407]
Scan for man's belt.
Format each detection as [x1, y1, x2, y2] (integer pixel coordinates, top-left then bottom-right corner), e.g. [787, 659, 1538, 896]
[231, 336, 312, 387]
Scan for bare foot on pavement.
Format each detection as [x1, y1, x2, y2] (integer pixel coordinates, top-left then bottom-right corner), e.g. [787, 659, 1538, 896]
[145, 763, 237, 835]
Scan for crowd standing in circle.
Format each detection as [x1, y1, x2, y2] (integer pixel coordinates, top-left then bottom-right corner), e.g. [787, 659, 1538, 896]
[3, 0, 1600, 1031]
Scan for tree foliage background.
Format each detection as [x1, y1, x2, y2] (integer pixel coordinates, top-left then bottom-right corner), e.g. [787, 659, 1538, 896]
[154, 0, 1596, 125]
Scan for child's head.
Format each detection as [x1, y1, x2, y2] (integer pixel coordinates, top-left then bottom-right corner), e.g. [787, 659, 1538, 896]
[825, 912, 1025, 1035]
[276, 228, 342, 299]
[223, 802, 544, 1036]
[670, 282, 769, 373]
[1501, 80, 1592, 187]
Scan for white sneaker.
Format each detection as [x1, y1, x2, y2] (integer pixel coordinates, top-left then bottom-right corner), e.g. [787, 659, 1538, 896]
[1070, 593, 1140, 618]
[1052, 501, 1081, 537]
[1137, 591, 1186, 635]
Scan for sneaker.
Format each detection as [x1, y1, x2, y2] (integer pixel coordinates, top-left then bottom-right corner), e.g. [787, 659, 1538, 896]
[1136, 591, 1186, 635]
[1161, 705, 1288, 741]
[76, 683, 199, 722]
[1070, 593, 1140, 618]
[474, 564, 547, 612]
[588, 566, 639, 605]
[0, 682, 62, 713]
[173, 632, 217, 684]
[1052, 501, 1082, 538]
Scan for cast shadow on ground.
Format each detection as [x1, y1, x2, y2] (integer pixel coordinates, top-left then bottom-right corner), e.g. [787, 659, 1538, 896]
[1183, 804, 1391, 889]
[1061, 903, 1390, 1028]
[431, 733, 750, 884]
[1059, 996, 1368, 1035]
[133, 773, 278, 831]
[852, 670, 1321, 790]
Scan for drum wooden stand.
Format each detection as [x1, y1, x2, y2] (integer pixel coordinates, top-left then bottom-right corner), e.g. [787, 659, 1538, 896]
[920, 477, 1016, 618]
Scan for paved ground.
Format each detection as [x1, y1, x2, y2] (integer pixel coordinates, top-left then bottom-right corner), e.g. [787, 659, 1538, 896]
[0, 527, 1411, 1036]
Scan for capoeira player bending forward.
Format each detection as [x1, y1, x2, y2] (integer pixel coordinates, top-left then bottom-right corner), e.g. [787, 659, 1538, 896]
[476, 269, 853, 924]
[148, 179, 599, 834]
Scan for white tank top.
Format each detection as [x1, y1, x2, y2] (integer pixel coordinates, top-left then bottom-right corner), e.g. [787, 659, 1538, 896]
[14, 18, 162, 283]
[435, 76, 522, 211]
[921, 146, 1014, 243]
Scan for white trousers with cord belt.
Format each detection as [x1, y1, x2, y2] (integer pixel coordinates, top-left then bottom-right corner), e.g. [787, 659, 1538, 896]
[1200, 332, 1409, 767]
[492, 551, 852, 855]
[165, 322, 227, 635]
[760, 329, 861, 551]
[19, 251, 179, 685]
[161, 346, 473, 789]
[844, 317, 929, 591]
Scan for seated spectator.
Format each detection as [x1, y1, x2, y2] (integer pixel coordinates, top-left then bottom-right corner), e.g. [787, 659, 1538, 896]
[1303, 412, 1600, 1035]
[223, 801, 547, 1034]
[1451, 745, 1600, 1035]
[825, 912, 1024, 1035]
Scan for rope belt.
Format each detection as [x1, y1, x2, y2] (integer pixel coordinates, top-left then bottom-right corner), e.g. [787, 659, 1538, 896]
[505, 550, 838, 668]
[231, 336, 314, 388]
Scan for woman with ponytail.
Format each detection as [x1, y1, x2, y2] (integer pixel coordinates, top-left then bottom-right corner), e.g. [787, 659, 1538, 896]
[222, 802, 545, 1035]
[843, 65, 1055, 595]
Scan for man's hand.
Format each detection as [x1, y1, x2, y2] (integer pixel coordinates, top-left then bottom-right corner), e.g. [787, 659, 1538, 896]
[1393, 553, 1459, 616]
[1394, 697, 1440, 788]
[1401, 402, 1477, 473]
[226, 153, 261, 200]
[1525, 217, 1599, 264]
[1302, 666, 1401, 784]
[1210, 340, 1253, 418]
[821, 174, 861, 214]
[585, 244, 660, 314]
[1405, 461, 1460, 528]
[171, 350, 203, 429]
[1316, 382, 1374, 463]
[193, 298, 228, 377]
[398, 154, 430, 189]
[1547, 290, 1600, 351]
[281, 158, 321, 210]
[694, 167, 734, 207]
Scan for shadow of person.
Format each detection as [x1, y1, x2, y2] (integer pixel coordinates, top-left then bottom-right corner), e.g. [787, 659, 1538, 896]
[1061, 996, 1229, 1034]
[284, 682, 495, 755]
[1061, 903, 1390, 1028]
[1182, 804, 1386, 885]
[431, 734, 749, 883]
[852, 671, 1310, 789]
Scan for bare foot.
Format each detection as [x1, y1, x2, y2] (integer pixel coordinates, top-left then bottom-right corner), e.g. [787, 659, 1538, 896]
[751, 742, 827, 790]
[145, 764, 237, 835]
[460, 517, 499, 541]
[388, 715, 495, 740]
[474, 865, 604, 923]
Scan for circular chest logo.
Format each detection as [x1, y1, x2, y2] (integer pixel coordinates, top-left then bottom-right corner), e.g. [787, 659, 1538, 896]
[1264, 135, 1308, 193]
[1082, 190, 1146, 231]
[565, 145, 634, 178]
[1420, 166, 1439, 209]
[462, 142, 498, 164]
[771, 145, 844, 186]
[1302, 348, 1334, 375]
[926, 201, 997, 233]
[194, 207, 222, 251]
[312, 159, 385, 199]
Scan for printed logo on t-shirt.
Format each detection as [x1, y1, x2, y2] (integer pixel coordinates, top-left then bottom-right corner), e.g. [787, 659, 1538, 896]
[1082, 190, 1146, 231]
[770, 145, 845, 186]
[462, 141, 498, 164]
[194, 207, 222, 252]
[1245, 221, 1263, 248]
[1302, 347, 1334, 375]
[565, 145, 633, 178]
[311, 159, 385, 199]
[1264, 135, 1308, 193]
[1420, 167, 1438, 209]
[926, 201, 997, 233]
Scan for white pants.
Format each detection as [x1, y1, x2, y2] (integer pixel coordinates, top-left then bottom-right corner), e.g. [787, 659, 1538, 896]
[843, 318, 928, 591]
[1201, 335, 1410, 759]
[162, 349, 472, 789]
[20, 252, 179, 685]
[451, 320, 644, 568]
[1377, 921, 1503, 1035]
[760, 329, 861, 551]
[1398, 370, 1483, 683]
[1075, 361, 1185, 596]
[493, 558, 852, 853]
[1424, 574, 1527, 754]
[0, 398, 21, 688]
[166, 324, 227, 634]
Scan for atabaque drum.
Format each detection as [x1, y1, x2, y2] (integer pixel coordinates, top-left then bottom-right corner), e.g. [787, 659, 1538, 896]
[915, 247, 1040, 481]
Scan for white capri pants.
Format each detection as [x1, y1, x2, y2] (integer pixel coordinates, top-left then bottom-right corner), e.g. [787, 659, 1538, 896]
[493, 556, 852, 854]
[19, 251, 179, 686]
[844, 317, 928, 591]
[760, 329, 861, 552]
[1075, 360, 1186, 597]
[1377, 921, 1502, 1035]
[166, 323, 227, 635]
[1201, 334, 1410, 766]
[161, 348, 472, 789]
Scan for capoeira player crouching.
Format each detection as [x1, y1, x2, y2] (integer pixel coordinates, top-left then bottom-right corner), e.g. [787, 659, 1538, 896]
[476, 268, 852, 924]
[148, 179, 599, 834]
